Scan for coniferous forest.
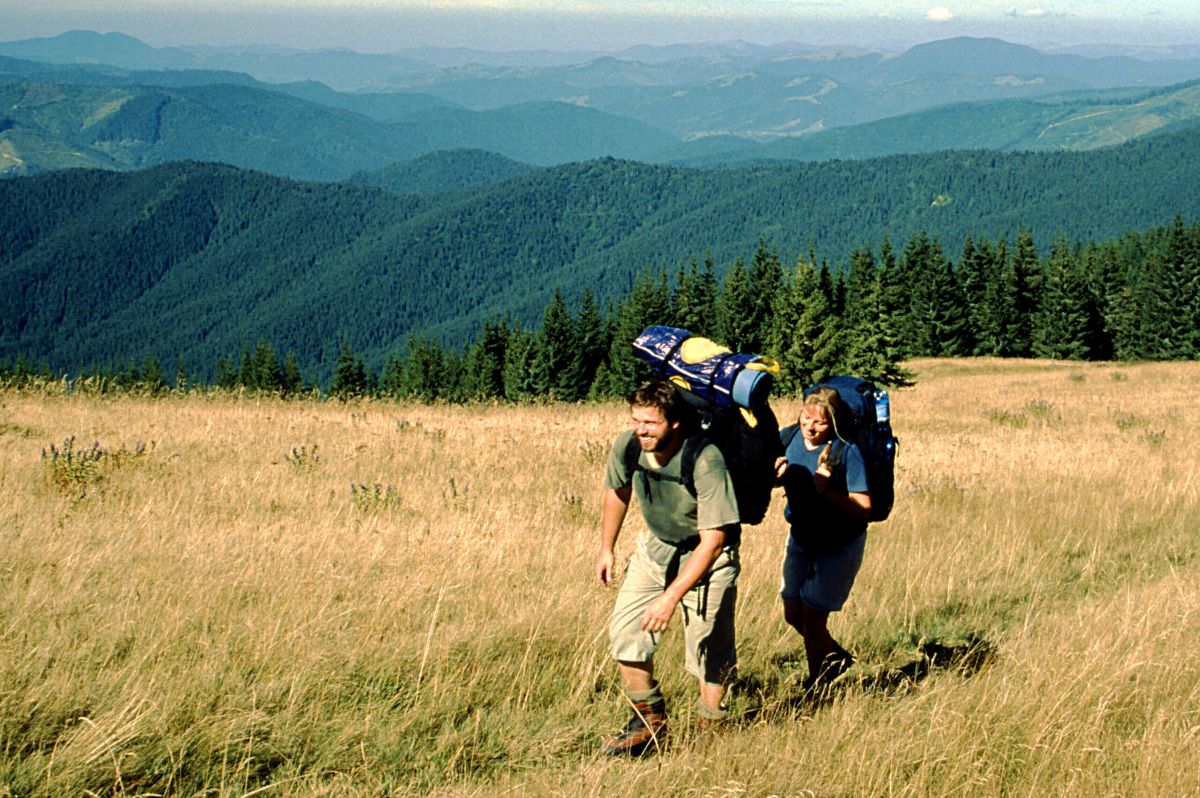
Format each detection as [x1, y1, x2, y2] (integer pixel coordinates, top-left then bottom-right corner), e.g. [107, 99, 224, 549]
[4, 214, 1199, 401]
[5, 120, 1200, 384]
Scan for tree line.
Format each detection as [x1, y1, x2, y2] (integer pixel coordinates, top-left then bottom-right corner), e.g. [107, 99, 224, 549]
[3, 216, 1198, 401]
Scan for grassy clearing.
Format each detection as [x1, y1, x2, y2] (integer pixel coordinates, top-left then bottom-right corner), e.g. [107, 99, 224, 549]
[1, 359, 1198, 796]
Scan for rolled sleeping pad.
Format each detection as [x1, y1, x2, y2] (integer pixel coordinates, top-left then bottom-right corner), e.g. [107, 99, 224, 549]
[632, 325, 778, 409]
[732, 366, 773, 408]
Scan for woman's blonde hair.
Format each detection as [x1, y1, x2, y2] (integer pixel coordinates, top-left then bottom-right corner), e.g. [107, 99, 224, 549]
[801, 386, 848, 442]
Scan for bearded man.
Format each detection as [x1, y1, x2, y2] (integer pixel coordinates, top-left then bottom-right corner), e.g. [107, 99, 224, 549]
[595, 379, 741, 756]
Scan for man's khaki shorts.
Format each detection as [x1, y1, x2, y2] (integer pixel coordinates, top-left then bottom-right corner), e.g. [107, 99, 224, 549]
[608, 533, 739, 684]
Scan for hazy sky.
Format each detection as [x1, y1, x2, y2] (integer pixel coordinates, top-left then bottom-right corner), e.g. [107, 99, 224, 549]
[5, 1, 1200, 52]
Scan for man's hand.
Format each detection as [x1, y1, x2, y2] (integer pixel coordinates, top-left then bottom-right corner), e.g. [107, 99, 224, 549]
[597, 486, 631, 587]
[640, 593, 678, 632]
[596, 548, 616, 587]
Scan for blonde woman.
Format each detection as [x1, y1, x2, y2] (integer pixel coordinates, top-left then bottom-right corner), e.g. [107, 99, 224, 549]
[774, 387, 872, 692]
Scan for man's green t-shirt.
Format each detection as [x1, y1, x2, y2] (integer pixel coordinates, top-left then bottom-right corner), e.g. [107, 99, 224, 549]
[605, 428, 740, 546]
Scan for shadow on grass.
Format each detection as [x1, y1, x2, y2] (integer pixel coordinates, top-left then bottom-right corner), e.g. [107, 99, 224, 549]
[861, 634, 996, 691]
[733, 634, 997, 722]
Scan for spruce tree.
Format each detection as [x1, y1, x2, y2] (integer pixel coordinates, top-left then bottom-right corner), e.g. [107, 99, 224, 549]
[1074, 245, 1108, 361]
[534, 287, 583, 401]
[1081, 242, 1121, 361]
[716, 258, 754, 352]
[575, 289, 609, 399]
[671, 256, 721, 338]
[237, 347, 255, 390]
[1130, 233, 1176, 360]
[898, 232, 939, 356]
[841, 272, 914, 387]
[842, 246, 877, 321]
[976, 237, 1022, 356]
[931, 255, 972, 357]
[379, 351, 406, 398]
[1163, 214, 1200, 359]
[502, 324, 539, 401]
[1010, 229, 1043, 357]
[824, 262, 846, 319]
[877, 235, 913, 357]
[214, 355, 238, 390]
[281, 351, 304, 395]
[672, 261, 695, 330]
[439, 348, 465, 402]
[746, 240, 783, 354]
[251, 341, 281, 392]
[769, 254, 841, 395]
[957, 235, 990, 353]
[400, 336, 444, 401]
[1108, 287, 1143, 360]
[1032, 237, 1091, 360]
[597, 273, 670, 398]
[464, 319, 508, 400]
[330, 341, 368, 399]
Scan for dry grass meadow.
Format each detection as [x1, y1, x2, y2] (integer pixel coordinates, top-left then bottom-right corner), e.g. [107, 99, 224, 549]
[1, 358, 1198, 797]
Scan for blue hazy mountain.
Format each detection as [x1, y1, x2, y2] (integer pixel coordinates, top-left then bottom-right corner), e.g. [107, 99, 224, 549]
[660, 80, 1200, 164]
[5, 31, 1200, 140]
[0, 62, 678, 179]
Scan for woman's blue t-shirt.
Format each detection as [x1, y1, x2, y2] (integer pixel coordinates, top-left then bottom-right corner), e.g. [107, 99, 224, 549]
[781, 429, 870, 551]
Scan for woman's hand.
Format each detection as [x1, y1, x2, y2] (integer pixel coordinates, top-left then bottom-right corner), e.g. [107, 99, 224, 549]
[812, 464, 831, 493]
[774, 456, 789, 481]
[813, 443, 832, 492]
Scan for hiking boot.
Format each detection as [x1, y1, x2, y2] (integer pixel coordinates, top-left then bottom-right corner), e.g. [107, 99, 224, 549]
[803, 645, 855, 697]
[821, 643, 854, 681]
[696, 715, 726, 737]
[601, 701, 668, 757]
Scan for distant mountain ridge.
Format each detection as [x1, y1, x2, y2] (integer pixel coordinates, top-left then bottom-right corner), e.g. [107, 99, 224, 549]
[0, 64, 677, 179]
[662, 80, 1200, 164]
[5, 31, 1200, 142]
[7, 44, 1200, 179]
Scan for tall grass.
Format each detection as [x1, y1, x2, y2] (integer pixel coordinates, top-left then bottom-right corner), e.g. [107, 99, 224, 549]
[1, 359, 1197, 796]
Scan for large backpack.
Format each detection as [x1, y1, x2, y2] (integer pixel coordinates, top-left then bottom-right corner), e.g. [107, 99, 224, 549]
[628, 325, 783, 526]
[784, 375, 897, 523]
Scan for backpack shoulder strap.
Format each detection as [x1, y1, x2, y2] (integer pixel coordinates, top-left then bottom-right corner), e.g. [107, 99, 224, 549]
[780, 424, 800, 452]
[625, 432, 696, 492]
[677, 435, 703, 497]
[826, 438, 846, 470]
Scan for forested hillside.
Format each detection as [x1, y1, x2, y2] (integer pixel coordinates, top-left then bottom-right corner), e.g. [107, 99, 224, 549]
[3, 125, 1200, 384]
[348, 150, 536, 195]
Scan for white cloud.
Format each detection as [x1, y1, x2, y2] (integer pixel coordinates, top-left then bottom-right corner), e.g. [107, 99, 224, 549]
[1006, 6, 1049, 18]
[926, 6, 955, 22]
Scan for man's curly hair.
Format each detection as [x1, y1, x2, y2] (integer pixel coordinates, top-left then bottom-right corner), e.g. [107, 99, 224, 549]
[627, 379, 687, 425]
